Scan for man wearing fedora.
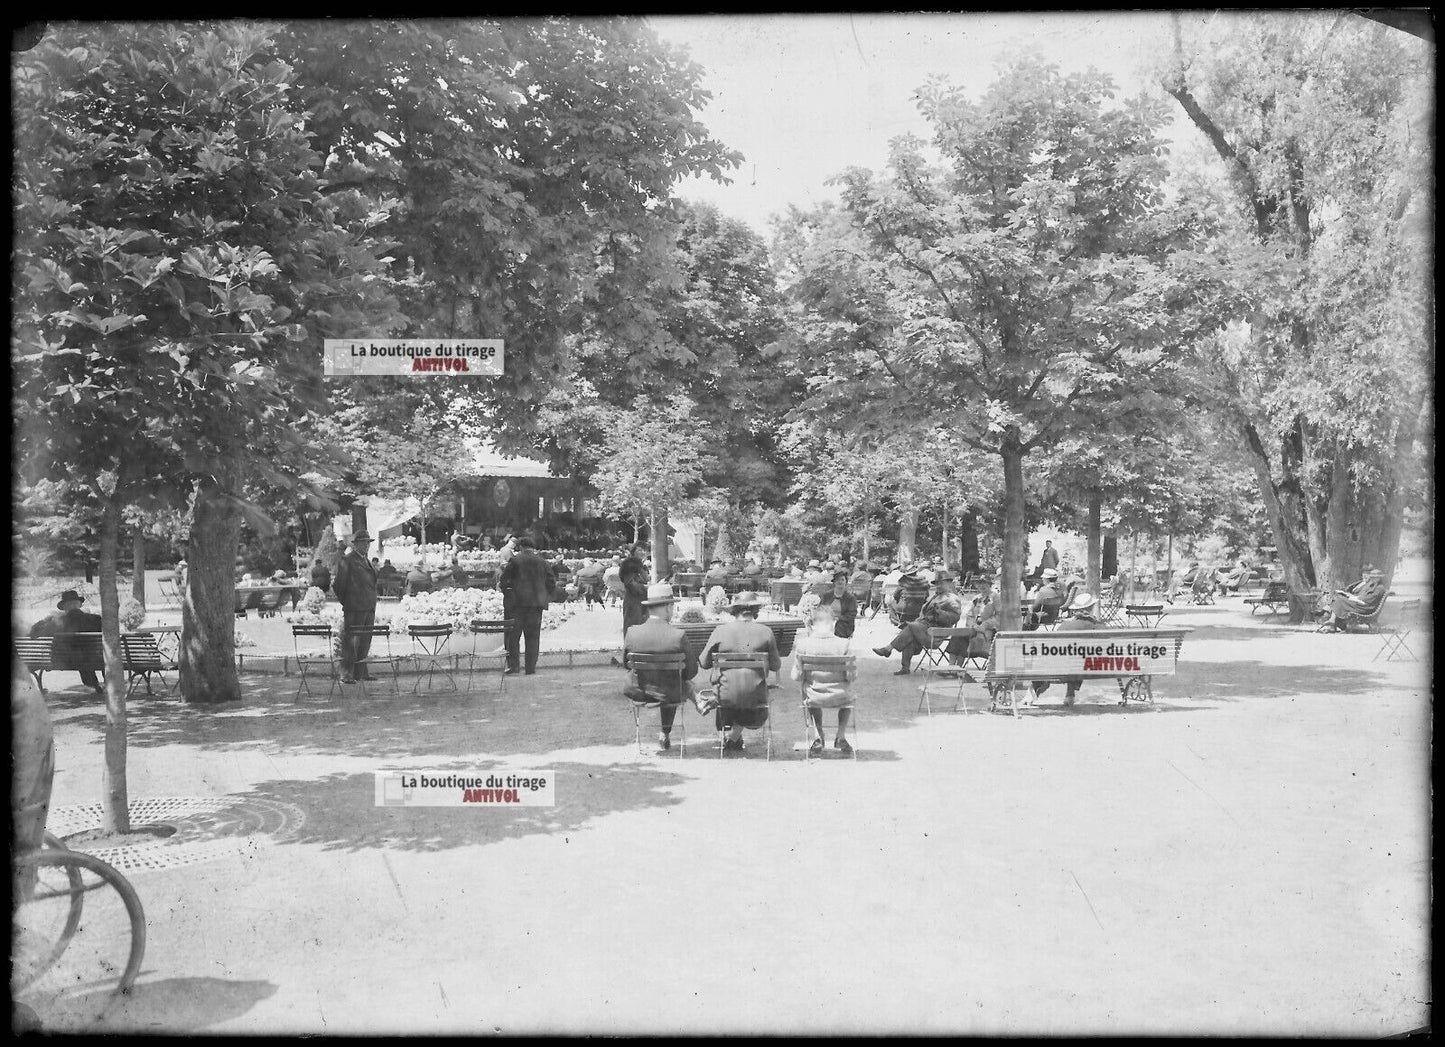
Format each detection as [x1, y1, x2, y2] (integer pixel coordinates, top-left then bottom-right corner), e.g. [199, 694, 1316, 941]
[622, 582, 699, 750]
[873, 570, 965, 675]
[334, 530, 379, 683]
[1323, 566, 1387, 632]
[1025, 567, 1068, 629]
[499, 535, 557, 675]
[700, 591, 781, 752]
[29, 589, 104, 693]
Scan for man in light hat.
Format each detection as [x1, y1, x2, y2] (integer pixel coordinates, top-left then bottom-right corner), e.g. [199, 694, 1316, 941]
[334, 530, 379, 683]
[1025, 567, 1067, 629]
[873, 571, 964, 675]
[701, 591, 781, 752]
[622, 582, 699, 750]
[28, 589, 104, 694]
[1031, 591, 1105, 706]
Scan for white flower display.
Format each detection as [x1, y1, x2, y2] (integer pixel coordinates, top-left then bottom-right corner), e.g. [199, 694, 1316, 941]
[704, 585, 729, 615]
[298, 586, 328, 615]
[794, 592, 822, 623]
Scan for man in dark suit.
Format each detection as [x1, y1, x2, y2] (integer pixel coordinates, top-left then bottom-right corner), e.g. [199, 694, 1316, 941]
[29, 589, 103, 693]
[333, 531, 379, 683]
[499, 535, 555, 675]
[622, 582, 700, 751]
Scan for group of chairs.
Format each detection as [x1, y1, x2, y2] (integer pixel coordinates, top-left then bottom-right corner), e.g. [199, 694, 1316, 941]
[288, 619, 512, 701]
[624, 651, 860, 761]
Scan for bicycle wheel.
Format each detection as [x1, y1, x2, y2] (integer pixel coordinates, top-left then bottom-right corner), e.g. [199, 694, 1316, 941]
[11, 849, 146, 997]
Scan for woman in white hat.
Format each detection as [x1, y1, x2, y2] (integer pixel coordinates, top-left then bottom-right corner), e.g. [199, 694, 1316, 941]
[700, 591, 781, 753]
[1031, 590, 1105, 706]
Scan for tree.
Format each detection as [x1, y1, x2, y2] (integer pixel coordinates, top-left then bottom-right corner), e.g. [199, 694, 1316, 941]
[275, 19, 742, 443]
[781, 61, 1212, 627]
[1159, 12, 1432, 606]
[590, 396, 715, 580]
[13, 24, 404, 827]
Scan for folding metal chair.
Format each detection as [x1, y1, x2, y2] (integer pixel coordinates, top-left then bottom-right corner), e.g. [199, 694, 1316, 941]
[465, 619, 512, 694]
[291, 624, 339, 702]
[622, 651, 688, 757]
[344, 623, 404, 697]
[711, 652, 773, 759]
[120, 633, 179, 698]
[797, 654, 858, 760]
[408, 624, 458, 693]
[1373, 598, 1420, 662]
[918, 627, 977, 715]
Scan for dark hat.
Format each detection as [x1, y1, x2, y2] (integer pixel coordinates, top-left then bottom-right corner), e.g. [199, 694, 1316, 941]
[832, 570, 848, 582]
[351, 530, 372, 542]
[515, 536, 536, 549]
[57, 589, 85, 608]
[933, 570, 957, 584]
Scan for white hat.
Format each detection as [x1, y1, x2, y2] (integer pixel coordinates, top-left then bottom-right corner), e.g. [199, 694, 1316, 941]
[1067, 591, 1098, 612]
[641, 582, 676, 607]
[1041, 567, 1059, 579]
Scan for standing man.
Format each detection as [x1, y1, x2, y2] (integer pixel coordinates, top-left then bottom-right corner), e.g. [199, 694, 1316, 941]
[498, 536, 555, 675]
[334, 531, 379, 684]
[1038, 540, 1060, 574]
[619, 542, 651, 636]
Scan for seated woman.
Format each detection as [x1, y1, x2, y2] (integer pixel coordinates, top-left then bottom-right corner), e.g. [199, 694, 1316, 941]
[1215, 559, 1250, 595]
[700, 591, 781, 753]
[792, 602, 856, 756]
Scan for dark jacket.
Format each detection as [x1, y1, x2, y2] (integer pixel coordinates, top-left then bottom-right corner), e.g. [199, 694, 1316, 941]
[30, 608, 102, 638]
[619, 554, 650, 631]
[500, 549, 556, 610]
[624, 616, 700, 702]
[333, 551, 379, 612]
[819, 590, 859, 638]
[701, 619, 780, 709]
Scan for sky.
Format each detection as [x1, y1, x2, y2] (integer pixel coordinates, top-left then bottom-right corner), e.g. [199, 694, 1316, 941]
[648, 12, 1193, 235]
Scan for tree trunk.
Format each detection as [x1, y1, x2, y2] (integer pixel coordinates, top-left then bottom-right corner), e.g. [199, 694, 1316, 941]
[959, 510, 979, 579]
[650, 506, 670, 584]
[1129, 531, 1139, 600]
[632, 515, 640, 545]
[941, 505, 950, 570]
[181, 472, 243, 704]
[418, 499, 429, 567]
[1086, 490, 1102, 597]
[999, 433, 1027, 631]
[1103, 534, 1118, 581]
[98, 494, 131, 833]
[132, 528, 147, 606]
[897, 505, 919, 565]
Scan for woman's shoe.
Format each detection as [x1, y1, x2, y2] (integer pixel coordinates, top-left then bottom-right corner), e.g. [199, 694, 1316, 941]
[834, 738, 854, 756]
[808, 738, 824, 756]
[892, 667, 911, 676]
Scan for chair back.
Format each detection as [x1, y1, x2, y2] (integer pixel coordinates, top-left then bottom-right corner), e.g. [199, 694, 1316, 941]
[713, 652, 771, 710]
[847, 582, 872, 603]
[470, 618, 511, 638]
[407, 624, 453, 639]
[120, 633, 168, 670]
[797, 654, 856, 709]
[625, 651, 687, 706]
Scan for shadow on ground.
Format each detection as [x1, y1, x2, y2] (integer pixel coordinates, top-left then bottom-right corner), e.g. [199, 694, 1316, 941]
[23, 975, 278, 1033]
[237, 761, 684, 853]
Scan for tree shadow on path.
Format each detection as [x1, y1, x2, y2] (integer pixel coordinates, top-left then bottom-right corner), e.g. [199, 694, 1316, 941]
[23, 975, 277, 1034]
[235, 761, 685, 853]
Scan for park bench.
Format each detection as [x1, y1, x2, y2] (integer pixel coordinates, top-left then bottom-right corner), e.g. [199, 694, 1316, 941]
[15, 633, 104, 694]
[1317, 591, 1392, 634]
[1243, 581, 1290, 617]
[982, 627, 1190, 718]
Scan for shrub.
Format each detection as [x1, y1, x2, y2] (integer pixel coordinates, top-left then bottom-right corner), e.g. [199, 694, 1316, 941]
[795, 592, 822, 623]
[704, 585, 729, 615]
[119, 596, 147, 631]
[299, 586, 328, 615]
[675, 603, 709, 624]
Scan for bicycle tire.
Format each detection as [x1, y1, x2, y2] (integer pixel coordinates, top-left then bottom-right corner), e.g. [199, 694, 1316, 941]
[11, 849, 84, 986]
[12, 849, 146, 995]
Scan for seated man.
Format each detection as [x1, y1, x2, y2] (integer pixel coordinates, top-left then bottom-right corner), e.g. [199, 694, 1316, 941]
[1025, 567, 1068, 629]
[873, 571, 964, 675]
[802, 559, 831, 584]
[29, 589, 104, 694]
[943, 574, 1003, 672]
[703, 559, 730, 588]
[450, 559, 470, 588]
[405, 565, 433, 596]
[622, 583, 699, 751]
[575, 558, 606, 607]
[603, 558, 625, 607]
[432, 561, 455, 589]
[1215, 559, 1251, 595]
[849, 562, 873, 587]
[741, 557, 764, 578]
[1323, 567, 1387, 631]
[700, 591, 781, 753]
[1032, 591, 1106, 705]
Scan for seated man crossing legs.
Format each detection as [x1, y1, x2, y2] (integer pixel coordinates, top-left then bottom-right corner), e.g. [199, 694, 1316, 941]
[872, 571, 964, 675]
